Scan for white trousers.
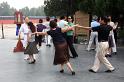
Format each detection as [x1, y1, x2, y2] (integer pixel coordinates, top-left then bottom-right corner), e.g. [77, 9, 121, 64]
[91, 42, 115, 72]
[87, 32, 98, 51]
[111, 32, 117, 53]
[45, 35, 51, 45]
[22, 35, 28, 48]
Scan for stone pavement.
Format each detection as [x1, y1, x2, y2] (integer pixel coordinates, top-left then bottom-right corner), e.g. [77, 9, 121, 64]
[0, 27, 124, 82]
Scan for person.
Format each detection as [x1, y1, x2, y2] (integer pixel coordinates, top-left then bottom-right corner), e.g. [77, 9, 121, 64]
[35, 19, 47, 49]
[106, 16, 118, 57]
[58, 16, 68, 38]
[35, 20, 75, 75]
[19, 17, 30, 60]
[24, 22, 38, 64]
[16, 24, 21, 36]
[78, 16, 115, 73]
[44, 16, 51, 47]
[87, 15, 100, 51]
[66, 16, 78, 58]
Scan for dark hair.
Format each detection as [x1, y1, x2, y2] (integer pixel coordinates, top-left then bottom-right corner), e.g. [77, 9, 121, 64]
[46, 16, 50, 21]
[28, 22, 36, 33]
[60, 16, 65, 20]
[54, 18, 58, 22]
[49, 20, 57, 28]
[100, 16, 109, 24]
[39, 19, 43, 23]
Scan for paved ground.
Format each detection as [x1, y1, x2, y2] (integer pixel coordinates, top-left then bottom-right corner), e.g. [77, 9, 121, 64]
[0, 27, 124, 82]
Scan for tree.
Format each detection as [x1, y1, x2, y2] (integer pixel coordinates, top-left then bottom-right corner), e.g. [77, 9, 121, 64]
[0, 2, 16, 16]
[44, 0, 78, 16]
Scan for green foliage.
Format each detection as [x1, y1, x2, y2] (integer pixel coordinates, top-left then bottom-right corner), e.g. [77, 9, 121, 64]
[78, 0, 124, 16]
[19, 6, 45, 16]
[44, 0, 78, 16]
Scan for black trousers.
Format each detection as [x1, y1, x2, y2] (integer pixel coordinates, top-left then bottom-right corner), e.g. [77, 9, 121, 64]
[66, 36, 78, 57]
[35, 35, 42, 47]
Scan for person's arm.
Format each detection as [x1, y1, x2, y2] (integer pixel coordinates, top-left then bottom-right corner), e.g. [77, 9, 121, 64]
[35, 32, 48, 36]
[61, 26, 74, 33]
[113, 22, 118, 30]
[27, 33, 30, 43]
[76, 25, 92, 30]
[18, 25, 24, 39]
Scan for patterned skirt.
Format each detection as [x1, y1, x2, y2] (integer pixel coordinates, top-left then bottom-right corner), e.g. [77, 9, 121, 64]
[24, 41, 38, 55]
[53, 41, 70, 65]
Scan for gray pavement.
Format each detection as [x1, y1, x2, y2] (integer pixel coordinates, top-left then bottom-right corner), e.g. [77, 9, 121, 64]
[0, 27, 124, 82]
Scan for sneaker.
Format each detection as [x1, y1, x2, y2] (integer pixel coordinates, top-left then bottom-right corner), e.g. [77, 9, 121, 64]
[24, 57, 30, 60]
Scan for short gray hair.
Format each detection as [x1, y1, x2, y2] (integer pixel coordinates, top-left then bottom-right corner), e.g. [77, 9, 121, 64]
[92, 15, 98, 21]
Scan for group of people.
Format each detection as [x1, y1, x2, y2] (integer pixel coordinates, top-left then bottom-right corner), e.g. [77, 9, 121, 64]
[87, 15, 118, 57]
[78, 16, 117, 73]
[18, 16, 79, 75]
[18, 15, 117, 75]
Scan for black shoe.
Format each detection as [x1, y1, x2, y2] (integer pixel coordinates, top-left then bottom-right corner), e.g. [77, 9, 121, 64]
[89, 69, 96, 73]
[60, 69, 64, 73]
[105, 69, 115, 73]
[72, 71, 75, 75]
[48, 44, 51, 47]
[46, 44, 49, 46]
[105, 55, 109, 57]
[108, 55, 112, 57]
[76, 55, 78, 57]
[105, 54, 112, 57]
[113, 52, 117, 55]
[29, 59, 36, 64]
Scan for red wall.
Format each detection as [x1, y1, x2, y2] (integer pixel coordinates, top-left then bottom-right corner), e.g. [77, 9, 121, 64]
[0, 19, 44, 24]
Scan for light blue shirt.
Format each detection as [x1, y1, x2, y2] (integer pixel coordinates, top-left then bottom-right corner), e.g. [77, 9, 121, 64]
[91, 20, 100, 28]
[58, 20, 68, 28]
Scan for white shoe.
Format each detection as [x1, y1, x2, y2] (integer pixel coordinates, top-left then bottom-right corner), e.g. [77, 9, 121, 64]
[86, 48, 90, 51]
[24, 56, 30, 60]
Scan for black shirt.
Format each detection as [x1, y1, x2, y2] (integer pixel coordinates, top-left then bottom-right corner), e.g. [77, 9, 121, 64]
[47, 28, 66, 44]
[92, 24, 112, 42]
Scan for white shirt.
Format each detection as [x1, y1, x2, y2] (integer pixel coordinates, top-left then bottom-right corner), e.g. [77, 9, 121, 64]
[108, 22, 115, 35]
[108, 22, 117, 30]
[58, 20, 68, 28]
[43, 21, 50, 30]
[19, 23, 29, 34]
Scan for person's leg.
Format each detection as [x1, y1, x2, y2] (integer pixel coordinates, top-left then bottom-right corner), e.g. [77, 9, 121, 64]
[60, 64, 64, 73]
[45, 35, 48, 46]
[98, 42, 115, 71]
[66, 62, 75, 75]
[29, 54, 35, 64]
[113, 29, 117, 43]
[48, 35, 51, 46]
[23, 35, 30, 60]
[95, 32, 98, 51]
[87, 32, 95, 51]
[90, 44, 101, 72]
[38, 36, 42, 47]
[111, 33, 117, 54]
[67, 36, 78, 57]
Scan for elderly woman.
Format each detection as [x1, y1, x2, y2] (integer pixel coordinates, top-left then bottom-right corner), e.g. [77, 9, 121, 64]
[36, 20, 75, 75]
